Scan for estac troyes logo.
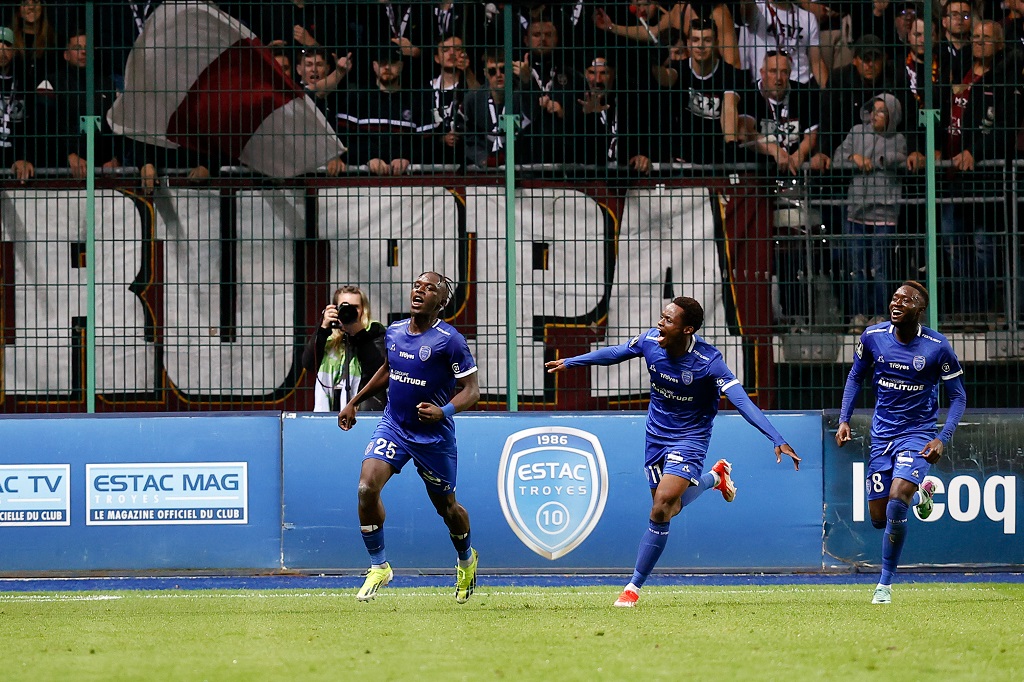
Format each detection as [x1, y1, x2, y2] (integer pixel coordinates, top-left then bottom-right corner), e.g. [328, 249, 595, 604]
[497, 426, 609, 560]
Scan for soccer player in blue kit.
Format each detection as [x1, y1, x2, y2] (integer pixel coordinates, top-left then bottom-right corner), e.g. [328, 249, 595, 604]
[338, 272, 481, 603]
[546, 296, 801, 607]
[836, 281, 967, 604]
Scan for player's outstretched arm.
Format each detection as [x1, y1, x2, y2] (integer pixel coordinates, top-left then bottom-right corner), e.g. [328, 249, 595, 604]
[338, 360, 390, 431]
[545, 358, 568, 373]
[724, 383, 800, 470]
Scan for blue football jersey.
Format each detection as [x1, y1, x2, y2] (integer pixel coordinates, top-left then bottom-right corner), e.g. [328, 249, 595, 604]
[565, 330, 739, 445]
[842, 323, 964, 440]
[381, 318, 478, 446]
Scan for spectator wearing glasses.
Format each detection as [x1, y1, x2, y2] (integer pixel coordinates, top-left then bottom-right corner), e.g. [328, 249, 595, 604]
[942, 0, 975, 82]
[463, 52, 535, 168]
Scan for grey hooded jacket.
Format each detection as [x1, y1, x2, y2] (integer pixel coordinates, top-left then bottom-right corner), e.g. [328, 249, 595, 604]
[831, 93, 908, 225]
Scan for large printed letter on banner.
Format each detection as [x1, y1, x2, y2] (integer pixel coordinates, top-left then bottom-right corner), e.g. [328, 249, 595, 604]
[594, 187, 742, 398]
[1, 190, 155, 397]
[160, 189, 299, 398]
[318, 186, 461, 323]
[467, 187, 606, 398]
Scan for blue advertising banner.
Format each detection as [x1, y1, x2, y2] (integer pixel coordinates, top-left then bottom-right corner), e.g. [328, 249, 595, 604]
[0, 465, 70, 526]
[282, 412, 823, 571]
[0, 414, 281, 572]
[823, 411, 1023, 568]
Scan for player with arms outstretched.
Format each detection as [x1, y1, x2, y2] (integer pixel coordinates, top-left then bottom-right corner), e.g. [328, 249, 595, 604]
[338, 272, 481, 603]
[546, 297, 800, 607]
[836, 280, 967, 604]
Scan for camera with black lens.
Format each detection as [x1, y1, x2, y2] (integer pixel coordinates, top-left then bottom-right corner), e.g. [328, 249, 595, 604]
[331, 302, 359, 329]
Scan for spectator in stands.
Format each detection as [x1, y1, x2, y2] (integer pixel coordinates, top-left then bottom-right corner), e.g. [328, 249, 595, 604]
[1001, 0, 1024, 49]
[362, 0, 427, 84]
[423, 35, 471, 167]
[271, 46, 293, 79]
[10, 0, 59, 89]
[942, 0, 975, 82]
[903, 14, 940, 122]
[302, 285, 387, 413]
[295, 48, 352, 177]
[0, 26, 36, 180]
[823, 34, 902, 158]
[229, 0, 343, 65]
[654, 17, 746, 166]
[742, 50, 829, 174]
[335, 48, 424, 176]
[831, 94, 909, 332]
[463, 52, 534, 167]
[511, 19, 582, 164]
[939, 19, 1019, 322]
[740, 0, 829, 87]
[593, 1, 741, 69]
[574, 55, 653, 172]
[50, 31, 120, 178]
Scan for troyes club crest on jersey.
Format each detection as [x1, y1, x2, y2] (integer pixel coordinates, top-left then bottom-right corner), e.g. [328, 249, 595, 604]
[497, 427, 609, 560]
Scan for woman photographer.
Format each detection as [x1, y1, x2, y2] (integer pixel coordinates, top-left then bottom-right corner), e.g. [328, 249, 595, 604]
[302, 285, 387, 412]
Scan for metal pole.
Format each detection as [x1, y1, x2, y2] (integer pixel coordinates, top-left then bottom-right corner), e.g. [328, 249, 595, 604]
[83, 1, 98, 412]
[921, 0, 939, 329]
[501, 5, 519, 410]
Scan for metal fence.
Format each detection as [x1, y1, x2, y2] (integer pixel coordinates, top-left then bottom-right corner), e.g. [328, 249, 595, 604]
[0, 0, 1021, 412]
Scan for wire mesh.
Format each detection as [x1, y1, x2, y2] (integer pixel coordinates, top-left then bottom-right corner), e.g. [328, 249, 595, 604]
[0, 0, 1020, 413]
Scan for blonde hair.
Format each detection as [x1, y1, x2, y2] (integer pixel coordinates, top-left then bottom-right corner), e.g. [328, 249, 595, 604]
[325, 285, 373, 352]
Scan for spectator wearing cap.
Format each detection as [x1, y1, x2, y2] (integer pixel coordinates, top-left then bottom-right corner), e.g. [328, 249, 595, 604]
[0, 26, 37, 180]
[823, 34, 907, 159]
[334, 48, 426, 175]
[654, 18, 748, 167]
[572, 55, 653, 172]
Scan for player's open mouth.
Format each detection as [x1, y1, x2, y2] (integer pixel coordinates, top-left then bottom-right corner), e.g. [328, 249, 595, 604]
[891, 309, 904, 321]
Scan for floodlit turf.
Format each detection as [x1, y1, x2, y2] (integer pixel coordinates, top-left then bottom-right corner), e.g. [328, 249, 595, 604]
[3, 584, 1023, 681]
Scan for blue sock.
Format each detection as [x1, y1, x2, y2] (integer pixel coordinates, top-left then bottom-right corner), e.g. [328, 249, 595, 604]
[450, 531, 472, 562]
[361, 525, 387, 566]
[911, 490, 923, 506]
[681, 472, 716, 508]
[880, 499, 909, 585]
[629, 520, 670, 588]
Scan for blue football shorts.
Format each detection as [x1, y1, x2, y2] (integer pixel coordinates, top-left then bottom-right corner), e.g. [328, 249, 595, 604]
[363, 423, 458, 496]
[643, 440, 707, 489]
[865, 432, 935, 501]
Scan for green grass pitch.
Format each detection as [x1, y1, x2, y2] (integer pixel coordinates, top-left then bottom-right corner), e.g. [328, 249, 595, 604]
[3, 583, 1022, 681]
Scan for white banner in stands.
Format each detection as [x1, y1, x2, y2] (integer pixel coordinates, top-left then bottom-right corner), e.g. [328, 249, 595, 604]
[318, 186, 461, 324]
[1, 190, 155, 395]
[158, 189, 300, 397]
[593, 187, 743, 397]
[467, 187, 606, 397]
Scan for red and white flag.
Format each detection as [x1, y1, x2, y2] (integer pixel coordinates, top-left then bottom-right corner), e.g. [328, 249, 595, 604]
[107, 1, 345, 177]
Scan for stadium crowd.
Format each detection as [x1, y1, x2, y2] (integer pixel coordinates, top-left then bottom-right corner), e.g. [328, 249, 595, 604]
[0, 0, 1020, 329]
